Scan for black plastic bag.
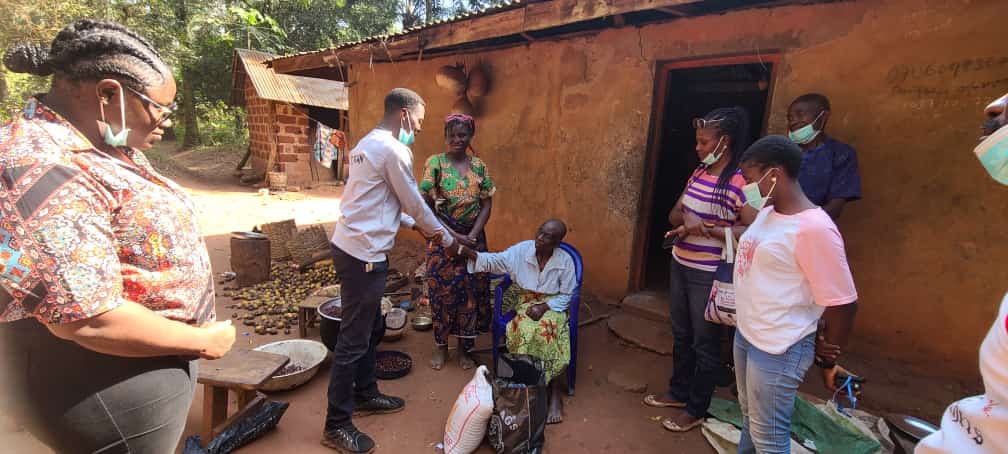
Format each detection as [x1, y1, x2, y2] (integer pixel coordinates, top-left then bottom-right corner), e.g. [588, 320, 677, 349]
[494, 353, 546, 386]
[183, 400, 289, 454]
[486, 354, 547, 454]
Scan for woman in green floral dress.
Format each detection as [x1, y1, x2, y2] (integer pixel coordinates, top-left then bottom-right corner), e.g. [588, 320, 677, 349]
[420, 114, 496, 370]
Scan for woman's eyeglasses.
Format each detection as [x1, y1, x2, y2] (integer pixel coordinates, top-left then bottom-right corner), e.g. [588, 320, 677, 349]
[125, 85, 177, 124]
[692, 117, 724, 129]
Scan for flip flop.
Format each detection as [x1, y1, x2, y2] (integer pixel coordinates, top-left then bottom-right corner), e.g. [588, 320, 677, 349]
[643, 394, 686, 408]
[662, 417, 704, 432]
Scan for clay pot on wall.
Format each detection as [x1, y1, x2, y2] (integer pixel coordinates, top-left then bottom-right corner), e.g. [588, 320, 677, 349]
[466, 65, 490, 99]
[435, 65, 467, 98]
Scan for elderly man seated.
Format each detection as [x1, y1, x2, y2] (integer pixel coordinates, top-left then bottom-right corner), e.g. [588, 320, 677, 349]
[457, 219, 576, 424]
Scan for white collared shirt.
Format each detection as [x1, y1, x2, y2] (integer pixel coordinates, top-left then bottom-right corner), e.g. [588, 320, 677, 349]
[468, 240, 577, 311]
[331, 128, 452, 263]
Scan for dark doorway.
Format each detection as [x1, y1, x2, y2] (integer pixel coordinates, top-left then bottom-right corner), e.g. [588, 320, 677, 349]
[639, 60, 775, 291]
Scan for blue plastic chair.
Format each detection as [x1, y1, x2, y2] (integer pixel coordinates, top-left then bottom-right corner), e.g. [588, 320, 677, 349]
[490, 242, 584, 396]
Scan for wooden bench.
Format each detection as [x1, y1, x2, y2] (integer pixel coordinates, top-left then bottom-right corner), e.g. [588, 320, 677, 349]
[197, 349, 289, 443]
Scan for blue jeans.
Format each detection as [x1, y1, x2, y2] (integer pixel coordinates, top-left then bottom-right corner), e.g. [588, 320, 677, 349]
[734, 331, 815, 454]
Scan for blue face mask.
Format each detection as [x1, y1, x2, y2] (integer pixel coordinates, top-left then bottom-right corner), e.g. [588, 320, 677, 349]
[398, 111, 415, 146]
[741, 169, 776, 210]
[100, 86, 130, 147]
[788, 110, 824, 145]
[701, 136, 726, 166]
[975, 124, 1008, 186]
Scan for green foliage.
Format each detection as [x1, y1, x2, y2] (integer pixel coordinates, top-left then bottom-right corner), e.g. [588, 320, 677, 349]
[0, 72, 49, 121]
[0, 0, 492, 146]
[196, 101, 248, 146]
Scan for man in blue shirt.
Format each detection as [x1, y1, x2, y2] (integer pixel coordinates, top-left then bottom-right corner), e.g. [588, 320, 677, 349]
[787, 93, 862, 220]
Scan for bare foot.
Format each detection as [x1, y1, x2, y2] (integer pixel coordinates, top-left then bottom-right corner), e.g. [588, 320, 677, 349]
[643, 393, 686, 408]
[547, 380, 564, 424]
[430, 345, 447, 370]
[458, 340, 475, 370]
[662, 411, 703, 432]
[459, 352, 476, 370]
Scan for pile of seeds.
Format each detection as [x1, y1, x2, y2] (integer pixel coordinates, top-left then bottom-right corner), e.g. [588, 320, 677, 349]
[224, 263, 338, 335]
[320, 302, 342, 319]
[273, 364, 305, 377]
[377, 354, 411, 372]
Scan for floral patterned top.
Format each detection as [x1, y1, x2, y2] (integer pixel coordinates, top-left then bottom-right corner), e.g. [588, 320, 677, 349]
[0, 98, 215, 325]
[419, 154, 496, 226]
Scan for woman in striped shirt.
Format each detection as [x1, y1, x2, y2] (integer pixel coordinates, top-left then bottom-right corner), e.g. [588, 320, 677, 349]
[643, 106, 759, 432]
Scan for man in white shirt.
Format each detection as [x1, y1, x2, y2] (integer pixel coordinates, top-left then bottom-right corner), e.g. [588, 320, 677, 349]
[322, 88, 456, 454]
[460, 219, 577, 425]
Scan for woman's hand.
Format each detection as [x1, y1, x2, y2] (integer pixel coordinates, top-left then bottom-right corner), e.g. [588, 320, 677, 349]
[198, 320, 236, 360]
[525, 303, 550, 321]
[822, 364, 859, 393]
[682, 210, 711, 238]
[452, 231, 478, 249]
[667, 226, 686, 239]
[816, 334, 841, 365]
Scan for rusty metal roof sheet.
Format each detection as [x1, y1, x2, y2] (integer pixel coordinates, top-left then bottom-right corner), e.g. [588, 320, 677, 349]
[234, 48, 348, 110]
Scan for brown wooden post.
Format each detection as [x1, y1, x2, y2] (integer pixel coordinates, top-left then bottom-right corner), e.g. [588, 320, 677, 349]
[231, 235, 271, 287]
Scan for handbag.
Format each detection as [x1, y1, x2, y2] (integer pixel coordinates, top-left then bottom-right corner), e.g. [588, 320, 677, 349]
[704, 226, 737, 326]
[486, 354, 547, 454]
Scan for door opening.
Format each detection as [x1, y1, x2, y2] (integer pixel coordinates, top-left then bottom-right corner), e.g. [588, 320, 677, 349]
[638, 60, 775, 292]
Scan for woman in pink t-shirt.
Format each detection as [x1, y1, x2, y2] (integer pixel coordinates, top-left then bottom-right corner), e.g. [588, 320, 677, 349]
[732, 135, 860, 454]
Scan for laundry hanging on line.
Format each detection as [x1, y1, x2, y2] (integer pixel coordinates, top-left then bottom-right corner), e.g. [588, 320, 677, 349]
[313, 121, 347, 169]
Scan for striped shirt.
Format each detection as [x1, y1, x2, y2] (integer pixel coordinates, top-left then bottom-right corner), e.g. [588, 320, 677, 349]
[672, 167, 747, 272]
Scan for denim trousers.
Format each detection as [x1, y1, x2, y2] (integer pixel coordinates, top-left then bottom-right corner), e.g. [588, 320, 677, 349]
[324, 245, 387, 432]
[734, 331, 816, 454]
[667, 258, 720, 418]
[0, 318, 197, 454]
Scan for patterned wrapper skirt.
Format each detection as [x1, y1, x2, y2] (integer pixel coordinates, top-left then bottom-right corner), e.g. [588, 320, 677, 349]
[425, 219, 491, 349]
[502, 286, 571, 383]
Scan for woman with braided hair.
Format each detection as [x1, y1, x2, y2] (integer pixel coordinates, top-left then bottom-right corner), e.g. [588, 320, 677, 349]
[0, 20, 234, 453]
[418, 113, 495, 370]
[642, 106, 758, 432]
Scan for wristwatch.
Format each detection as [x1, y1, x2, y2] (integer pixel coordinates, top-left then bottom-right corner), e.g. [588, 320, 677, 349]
[814, 357, 836, 369]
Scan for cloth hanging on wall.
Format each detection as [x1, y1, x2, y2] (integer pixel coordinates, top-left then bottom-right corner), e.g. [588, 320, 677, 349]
[313, 121, 345, 169]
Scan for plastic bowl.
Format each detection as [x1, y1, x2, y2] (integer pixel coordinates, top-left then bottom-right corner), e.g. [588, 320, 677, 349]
[254, 339, 329, 392]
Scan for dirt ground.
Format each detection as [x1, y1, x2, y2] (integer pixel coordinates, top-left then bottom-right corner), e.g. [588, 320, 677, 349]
[1, 144, 982, 454]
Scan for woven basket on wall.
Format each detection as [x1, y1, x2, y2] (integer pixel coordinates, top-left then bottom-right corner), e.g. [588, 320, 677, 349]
[260, 219, 297, 261]
[288, 224, 330, 264]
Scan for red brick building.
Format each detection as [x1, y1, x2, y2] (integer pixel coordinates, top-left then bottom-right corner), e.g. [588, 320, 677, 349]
[231, 49, 348, 186]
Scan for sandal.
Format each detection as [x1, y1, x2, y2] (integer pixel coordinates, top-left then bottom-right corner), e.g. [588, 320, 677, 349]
[662, 416, 704, 432]
[643, 394, 686, 408]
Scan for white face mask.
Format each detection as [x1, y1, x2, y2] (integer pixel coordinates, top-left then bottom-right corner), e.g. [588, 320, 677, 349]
[100, 86, 130, 147]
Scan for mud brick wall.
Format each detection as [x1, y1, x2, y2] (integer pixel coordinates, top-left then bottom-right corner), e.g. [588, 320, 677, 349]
[272, 103, 312, 186]
[244, 79, 315, 186]
[348, 0, 1008, 377]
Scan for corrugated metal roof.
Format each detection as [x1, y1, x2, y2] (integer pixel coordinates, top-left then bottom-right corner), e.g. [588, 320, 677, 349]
[265, 0, 524, 64]
[235, 48, 348, 110]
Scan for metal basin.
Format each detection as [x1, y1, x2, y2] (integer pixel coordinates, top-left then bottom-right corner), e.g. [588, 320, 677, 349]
[254, 339, 328, 392]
